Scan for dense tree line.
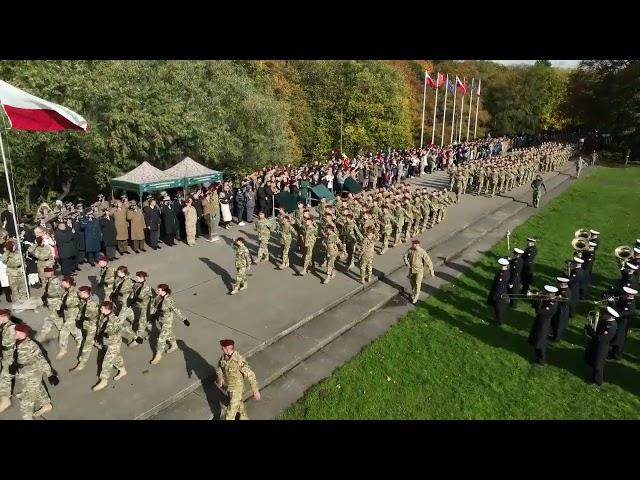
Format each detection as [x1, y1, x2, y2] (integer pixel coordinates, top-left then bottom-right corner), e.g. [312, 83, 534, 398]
[0, 59, 636, 210]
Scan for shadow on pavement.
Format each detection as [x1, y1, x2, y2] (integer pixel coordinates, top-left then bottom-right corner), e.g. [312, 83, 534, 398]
[199, 257, 234, 291]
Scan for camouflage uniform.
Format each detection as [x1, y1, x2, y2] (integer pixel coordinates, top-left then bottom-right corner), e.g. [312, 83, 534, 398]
[359, 236, 376, 283]
[27, 243, 54, 286]
[255, 217, 272, 263]
[302, 221, 319, 274]
[381, 211, 394, 253]
[341, 220, 363, 268]
[112, 275, 135, 341]
[129, 282, 154, 340]
[1, 251, 27, 301]
[97, 312, 125, 380]
[232, 244, 252, 293]
[277, 219, 294, 268]
[323, 230, 344, 284]
[59, 287, 83, 352]
[99, 265, 116, 300]
[216, 350, 259, 420]
[0, 321, 16, 402]
[403, 245, 435, 303]
[402, 203, 413, 242]
[151, 294, 185, 354]
[76, 296, 100, 366]
[14, 337, 53, 419]
[35, 277, 64, 342]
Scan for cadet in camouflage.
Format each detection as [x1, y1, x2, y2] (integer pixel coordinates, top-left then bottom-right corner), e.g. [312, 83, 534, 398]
[92, 301, 127, 391]
[215, 339, 260, 420]
[403, 239, 435, 304]
[230, 238, 253, 294]
[150, 284, 186, 365]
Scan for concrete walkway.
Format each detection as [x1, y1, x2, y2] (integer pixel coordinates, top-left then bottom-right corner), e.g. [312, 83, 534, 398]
[0, 161, 582, 420]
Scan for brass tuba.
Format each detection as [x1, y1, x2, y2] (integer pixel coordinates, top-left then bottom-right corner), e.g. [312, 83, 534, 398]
[574, 228, 591, 240]
[615, 245, 633, 268]
[572, 237, 589, 256]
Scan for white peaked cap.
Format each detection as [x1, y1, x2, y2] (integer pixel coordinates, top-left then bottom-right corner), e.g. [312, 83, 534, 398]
[633, 247, 640, 254]
[556, 277, 570, 283]
[626, 262, 638, 270]
[589, 229, 600, 235]
[623, 286, 638, 295]
[588, 242, 597, 247]
[573, 257, 584, 263]
[544, 285, 558, 293]
[498, 258, 510, 266]
[606, 306, 620, 318]
[514, 248, 524, 254]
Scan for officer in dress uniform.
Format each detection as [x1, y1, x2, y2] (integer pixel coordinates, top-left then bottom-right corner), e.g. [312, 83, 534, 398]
[584, 306, 618, 386]
[487, 258, 511, 325]
[521, 238, 537, 296]
[608, 287, 637, 360]
[528, 285, 559, 365]
[508, 248, 525, 307]
[550, 277, 571, 341]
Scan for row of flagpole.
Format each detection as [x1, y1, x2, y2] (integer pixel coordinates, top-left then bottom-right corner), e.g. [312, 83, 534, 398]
[420, 71, 482, 149]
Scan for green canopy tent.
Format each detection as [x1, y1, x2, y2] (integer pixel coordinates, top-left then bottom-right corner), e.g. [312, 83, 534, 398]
[110, 161, 183, 202]
[164, 156, 223, 189]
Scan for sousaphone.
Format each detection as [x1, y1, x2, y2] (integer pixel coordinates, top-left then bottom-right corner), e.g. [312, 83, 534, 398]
[615, 245, 633, 268]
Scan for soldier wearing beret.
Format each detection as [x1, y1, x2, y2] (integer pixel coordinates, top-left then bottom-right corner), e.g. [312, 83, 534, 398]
[216, 339, 260, 420]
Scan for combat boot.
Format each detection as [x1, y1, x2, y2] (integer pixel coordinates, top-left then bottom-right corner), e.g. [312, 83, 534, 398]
[239, 283, 248, 291]
[34, 403, 52, 417]
[55, 349, 67, 360]
[22, 414, 33, 420]
[229, 287, 239, 295]
[92, 378, 108, 391]
[322, 277, 330, 285]
[69, 361, 86, 372]
[167, 342, 178, 353]
[0, 396, 11, 413]
[114, 368, 127, 381]
[150, 352, 162, 365]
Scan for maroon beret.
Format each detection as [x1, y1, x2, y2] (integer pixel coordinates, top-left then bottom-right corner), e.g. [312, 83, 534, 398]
[14, 324, 32, 335]
[44, 267, 55, 273]
[98, 256, 109, 262]
[220, 339, 235, 348]
[0, 309, 11, 317]
[79, 286, 92, 293]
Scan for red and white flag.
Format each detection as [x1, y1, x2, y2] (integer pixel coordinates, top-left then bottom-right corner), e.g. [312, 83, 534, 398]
[456, 76, 467, 95]
[426, 72, 445, 89]
[0, 80, 89, 132]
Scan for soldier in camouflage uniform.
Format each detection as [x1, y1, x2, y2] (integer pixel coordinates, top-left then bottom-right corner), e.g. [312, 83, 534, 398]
[276, 214, 294, 269]
[150, 284, 186, 365]
[359, 230, 376, 284]
[0, 310, 16, 414]
[92, 301, 127, 391]
[56, 276, 84, 359]
[530, 174, 547, 208]
[380, 206, 395, 254]
[301, 217, 319, 276]
[254, 211, 273, 263]
[322, 224, 344, 284]
[12, 324, 57, 420]
[294, 202, 306, 253]
[403, 239, 435, 304]
[1, 241, 27, 301]
[127, 271, 154, 346]
[98, 256, 116, 301]
[230, 237, 253, 295]
[402, 199, 414, 243]
[35, 267, 64, 343]
[216, 339, 260, 420]
[70, 286, 100, 371]
[341, 214, 363, 269]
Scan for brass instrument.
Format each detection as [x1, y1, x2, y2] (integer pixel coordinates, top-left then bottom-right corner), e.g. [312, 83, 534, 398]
[614, 245, 633, 269]
[574, 228, 591, 240]
[571, 237, 589, 257]
[585, 309, 600, 332]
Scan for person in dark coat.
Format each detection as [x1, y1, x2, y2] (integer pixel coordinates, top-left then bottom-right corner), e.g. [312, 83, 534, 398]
[550, 277, 572, 341]
[73, 214, 85, 271]
[82, 210, 102, 266]
[235, 183, 247, 225]
[143, 199, 162, 250]
[245, 183, 256, 224]
[521, 238, 537, 296]
[54, 221, 76, 276]
[569, 257, 586, 308]
[99, 210, 118, 260]
[508, 248, 524, 307]
[580, 243, 597, 294]
[161, 196, 179, 246]
[192, 190, 204, 238]
[172, 196, 185, 242]
[528, 285, 559, 365]
[608, 287, 637, 360]
[585, 306, 618, 385]
[257, 183, 268, 216]
[487, 258, 511, 325]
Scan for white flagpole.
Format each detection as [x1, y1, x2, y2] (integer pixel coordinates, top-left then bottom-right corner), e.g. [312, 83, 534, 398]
[466, 78, 474, 141]
[431, 72, 439, 145]
[441, 74, 448, 147]
[420, 71, 427, 149]
[450, 77, 457, 145]
[474, 78, 481, 138]
[457, 77, 465, 142]
[0, 129, 30, 301]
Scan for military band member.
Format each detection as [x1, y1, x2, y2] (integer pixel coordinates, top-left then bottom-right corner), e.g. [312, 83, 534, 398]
[488, 258, 511, 325]
[70, 286, 100, 371]
[521, 238, 537, 296]
[550, 277, 571, 342]
[92, 301, 127, 391]
[403, 239, 434, 304]
[215, 339, 260, 420]
[584, 306, 618, 386]
[528, 285, 559, 365]
[608, 287, 637, 360]
[508, 248, 525, 307]
[568, 257, 586, 314]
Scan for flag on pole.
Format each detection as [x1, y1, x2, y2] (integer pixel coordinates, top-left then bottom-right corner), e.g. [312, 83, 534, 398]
[426, 72, 444, 90]
[0, 80, 89, 132]
[456, 76, 467, 95]
[473, 80, 481, 97]
[447, 78, 456, 94]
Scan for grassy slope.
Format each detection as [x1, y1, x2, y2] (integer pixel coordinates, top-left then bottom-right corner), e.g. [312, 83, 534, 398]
[281, 166, 640, 419]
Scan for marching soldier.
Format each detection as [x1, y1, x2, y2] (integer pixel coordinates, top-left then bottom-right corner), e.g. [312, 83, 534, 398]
[322, 224, 344, 285]
[35, 267, 64, 343]
[1, 241, 27, 302]
[521, 238, 537, 296]
[608, 287, 637, 360]
[550, 277, 572, 342]
[150, 284, 188, 365]
[403, 239, 434, 304]
[508, 248, 525, 307]
[12, 323, 58, 420]
[92, 301, 127, 391]
[277, 215, 294, 270]
[230, 237, 253, 295]
[215, 339, 260, 420]
[380, 206, 394, 254]
[57, 276, 84, 359]
[359, 230, 376, 284]
[254, 211, 273, 264]
[300, 217, 319, 276]
[70, 286, 100, 372]
[97, 256, 116, 301]
[0, 309, 16, 414]
[584, 306, 618, 386]
[528, 285, 559, 365]
[488, 258, 511, 325]
[530, 175, 547, 208]
[575, 156, 587, 177]
[128, 271, 154, 346]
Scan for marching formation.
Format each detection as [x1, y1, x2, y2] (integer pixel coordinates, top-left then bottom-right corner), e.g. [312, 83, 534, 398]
[488, 228, 639, 386]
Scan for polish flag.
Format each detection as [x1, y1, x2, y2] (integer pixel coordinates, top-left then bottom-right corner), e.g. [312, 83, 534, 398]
[0, 80, 89, 132]
[426, 72, 445, 89]
[455, 76, 467, 95]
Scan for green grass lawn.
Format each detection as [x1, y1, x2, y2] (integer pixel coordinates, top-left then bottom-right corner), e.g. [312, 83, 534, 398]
[281, 165, 640, 419]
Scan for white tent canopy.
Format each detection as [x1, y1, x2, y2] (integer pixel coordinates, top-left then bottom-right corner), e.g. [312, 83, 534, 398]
[164, 156, 223, 187]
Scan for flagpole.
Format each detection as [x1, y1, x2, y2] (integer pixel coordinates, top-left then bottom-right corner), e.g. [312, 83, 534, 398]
[458, 77, 465, 143]
[431, 72, 439, 145]
[450, 78, 457, 145]
[441, 74, 448, 147]
[466, 79, 474, 141]
[0, 129, 30, 301]
[420, 71, 427, 149]
[474, 78, 481, 138]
